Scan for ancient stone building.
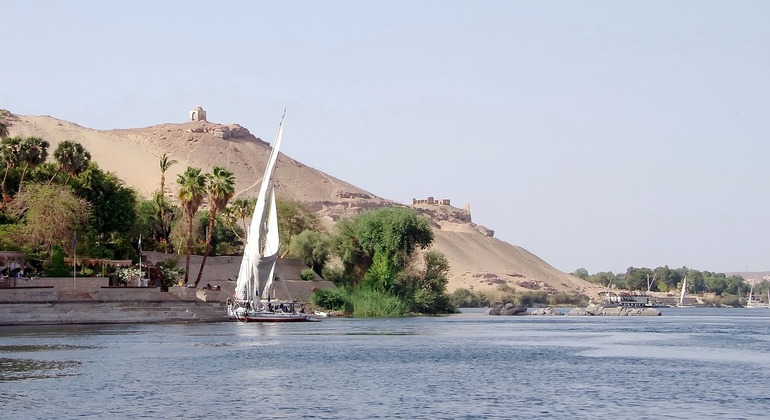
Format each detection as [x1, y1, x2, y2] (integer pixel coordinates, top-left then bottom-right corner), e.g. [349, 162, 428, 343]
[190, 106, 207, 122]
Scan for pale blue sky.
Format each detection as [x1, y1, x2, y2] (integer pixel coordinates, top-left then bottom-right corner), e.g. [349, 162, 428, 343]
[3, 1, 769, 274]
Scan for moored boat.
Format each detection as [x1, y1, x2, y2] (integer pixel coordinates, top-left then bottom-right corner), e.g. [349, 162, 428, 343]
[226, 111, 314, 322]
[601, 291, 669, 308]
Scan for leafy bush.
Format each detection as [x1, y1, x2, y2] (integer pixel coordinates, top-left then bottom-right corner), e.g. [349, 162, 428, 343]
[155, 258, 184, 289]
[115, 267, 142, 286]
[518, 291, 548, 307]
[300, 268, 315, 281]
[347, 287, 407, 317]
[45, 246, 70, 277]
[311, 288, 347, 311]
[449, 288, 492, 308]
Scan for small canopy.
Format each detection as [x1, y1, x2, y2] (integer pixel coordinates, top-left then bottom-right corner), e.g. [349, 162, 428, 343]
[64, 258, 133, 267]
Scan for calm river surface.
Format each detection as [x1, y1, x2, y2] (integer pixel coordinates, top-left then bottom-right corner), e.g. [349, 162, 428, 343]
[2, 307, 770, 419]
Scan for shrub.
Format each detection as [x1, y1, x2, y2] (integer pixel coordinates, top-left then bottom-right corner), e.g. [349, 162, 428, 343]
[449, 288, 493, 308]
[347, 287, 407, 317]
[300, 268, 315, 281]
[518, 291, 548, 307]
[312, 288, 347, 310]
[45, 246, 70, 277]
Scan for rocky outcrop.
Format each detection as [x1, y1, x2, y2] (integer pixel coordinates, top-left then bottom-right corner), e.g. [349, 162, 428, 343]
[568, 304, 661, 316]
[529, 307, 564, 316]
[486, 303, 527, 315]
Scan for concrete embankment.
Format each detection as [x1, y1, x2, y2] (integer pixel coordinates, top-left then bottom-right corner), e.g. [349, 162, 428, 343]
[0, 301, 228, 326]
[0, 278, 229, 325]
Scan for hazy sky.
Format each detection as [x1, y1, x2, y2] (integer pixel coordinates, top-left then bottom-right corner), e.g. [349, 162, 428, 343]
[3, 1, 769, 274]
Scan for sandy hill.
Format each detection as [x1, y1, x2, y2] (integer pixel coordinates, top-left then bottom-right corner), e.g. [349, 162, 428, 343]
[4, 110, 601, 297]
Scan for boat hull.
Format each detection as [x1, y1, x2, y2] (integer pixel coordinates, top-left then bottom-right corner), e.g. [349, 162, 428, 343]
[235, 314, 314, 322]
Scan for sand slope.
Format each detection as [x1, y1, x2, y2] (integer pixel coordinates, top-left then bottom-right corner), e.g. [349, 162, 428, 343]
[4, 112, 600, 296]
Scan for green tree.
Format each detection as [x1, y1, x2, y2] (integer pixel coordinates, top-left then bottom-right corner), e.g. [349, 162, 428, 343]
[51, 140, 91, 184]
[176, 166, 207, 284]
[404, 250, 454, 314]
[158, 153, 177, 252]
[6, 183, 90, 253]
[354, 207, 433, 276]
[195, 166, 235, 287]
[573, 268, 589, 280]
[288, 230, 333, 275]
[277, 199, 321, 255]
[71, 162, 138, 239]
[222, 197, 253, 242]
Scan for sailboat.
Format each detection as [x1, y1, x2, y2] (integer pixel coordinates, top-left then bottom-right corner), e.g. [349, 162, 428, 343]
[226, 111, 313, 322]
[676, 275, 694, 308]
[746, 282, 770, 308]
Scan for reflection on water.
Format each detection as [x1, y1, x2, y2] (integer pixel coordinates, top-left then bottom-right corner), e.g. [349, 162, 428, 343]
[0, 308, 768, 419]
[0, 358, 80, 381]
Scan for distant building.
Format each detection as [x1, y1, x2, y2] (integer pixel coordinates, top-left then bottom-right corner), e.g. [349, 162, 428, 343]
[412, 196, 451, 206]
[190, 106, 207, 122]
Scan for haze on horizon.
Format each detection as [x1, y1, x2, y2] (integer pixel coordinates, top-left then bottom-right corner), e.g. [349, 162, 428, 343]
[3, 1, 769, 275]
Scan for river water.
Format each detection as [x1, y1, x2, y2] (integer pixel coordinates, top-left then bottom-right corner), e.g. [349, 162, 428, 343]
[1, 307, 769, 419]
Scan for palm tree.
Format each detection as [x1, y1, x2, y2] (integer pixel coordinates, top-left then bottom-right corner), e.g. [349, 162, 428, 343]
[176, 166, 207, 284]
[51, 140, 91, 184]
[18, 137, 49, 191]
[194, 166, 235, 287]
[0, 137, 22, 198]
[222, 197, 254, 242]
[158, 153, 178, 252]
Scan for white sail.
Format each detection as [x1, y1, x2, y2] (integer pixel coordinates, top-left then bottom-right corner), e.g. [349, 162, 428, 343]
[678, 275, 687, 306]
[234, 112, 285, 304]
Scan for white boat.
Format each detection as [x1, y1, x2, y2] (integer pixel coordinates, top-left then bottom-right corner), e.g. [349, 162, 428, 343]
[601, 291, 668, 308]
[676, 275, 694, 308]
[314, 310, 335, 318]
[226, 111, 313, 322]
[746, 283, 770, 308]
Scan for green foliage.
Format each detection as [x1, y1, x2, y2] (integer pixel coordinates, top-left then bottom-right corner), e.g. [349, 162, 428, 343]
[277, 200, 321, 252]
[396, 250, 455, 314]
[176, 166, 207, 283]
[346, 287, 408, 317]
[300, 268, 315, 280]
[311, 288, 348, 310]
[334, 207, 433, 287]
[115, 267, 142, 286]
[288, 230, 333, 274]
[518, 291, 548, 307]
[222, 197, 253, 243]
[53, 140, 91, 182]
[448, 288, 492, 308]
[6, 183, 90, 253]
[578, 266, 749, 298]
[45, 246, 69, 277]
[155, 258, 184, 289]
[71, 162, 138, 238]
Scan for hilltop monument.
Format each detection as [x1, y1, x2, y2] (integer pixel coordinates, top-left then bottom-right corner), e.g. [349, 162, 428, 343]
[190, 106, 206, 122]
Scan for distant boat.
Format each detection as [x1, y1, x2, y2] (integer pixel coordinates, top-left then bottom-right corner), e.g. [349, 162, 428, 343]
[746, 283, 770, 308]
[676, 275, 694, 308]
[226, 111, 313, 322]
[601, 291, 668, 308]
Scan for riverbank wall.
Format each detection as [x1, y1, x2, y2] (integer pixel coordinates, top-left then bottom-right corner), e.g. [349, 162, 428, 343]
[0, 277, 230, 325]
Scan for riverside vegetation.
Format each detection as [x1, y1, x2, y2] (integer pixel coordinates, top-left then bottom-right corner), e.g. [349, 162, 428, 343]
[0, 118, 458, 316]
